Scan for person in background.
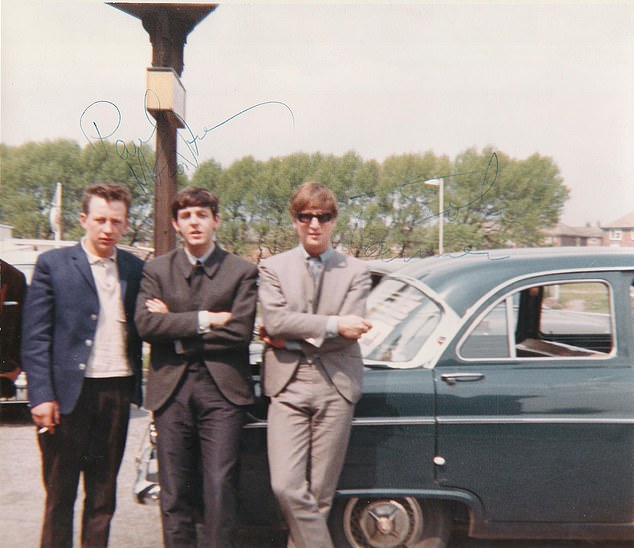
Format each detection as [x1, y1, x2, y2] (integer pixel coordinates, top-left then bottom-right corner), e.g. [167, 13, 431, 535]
[0, 259, 27, 399]
[21, 183, 144, 548]
[258, 181, 372, 548]
[135, 187, 258, 548]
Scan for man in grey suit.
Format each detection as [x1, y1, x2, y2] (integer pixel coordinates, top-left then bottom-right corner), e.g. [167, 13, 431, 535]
[258, 181, 372, 548]
[135, 187, 257, 548]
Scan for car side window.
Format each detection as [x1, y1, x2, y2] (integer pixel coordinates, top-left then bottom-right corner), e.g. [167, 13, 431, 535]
[461, 280, 613, 360]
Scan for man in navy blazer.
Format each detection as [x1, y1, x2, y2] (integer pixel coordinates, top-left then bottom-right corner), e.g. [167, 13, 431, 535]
[22, 183, 144, 548]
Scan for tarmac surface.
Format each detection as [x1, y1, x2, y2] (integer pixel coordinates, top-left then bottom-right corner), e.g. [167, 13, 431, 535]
[0, 403, 630, 548]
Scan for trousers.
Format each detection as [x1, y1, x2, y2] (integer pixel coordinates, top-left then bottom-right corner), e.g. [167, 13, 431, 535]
[154, 362, 244, 548]
[38, 377, 132, 548]
[267, 362, 354, 548]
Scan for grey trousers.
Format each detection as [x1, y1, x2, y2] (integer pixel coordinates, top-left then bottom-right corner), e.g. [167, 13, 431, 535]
[267, 363, 354, 548]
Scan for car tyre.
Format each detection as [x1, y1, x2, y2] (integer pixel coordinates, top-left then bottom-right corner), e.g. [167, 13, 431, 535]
[330, 496, 450, 548]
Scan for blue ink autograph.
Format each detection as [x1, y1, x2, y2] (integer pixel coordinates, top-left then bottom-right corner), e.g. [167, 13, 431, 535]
[79, 97, 296, 193]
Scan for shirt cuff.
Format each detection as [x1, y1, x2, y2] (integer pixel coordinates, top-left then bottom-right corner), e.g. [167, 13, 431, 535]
[197, 311, 210, 334]
[174, 340, 184, 354]
[325, 316, 338, 339]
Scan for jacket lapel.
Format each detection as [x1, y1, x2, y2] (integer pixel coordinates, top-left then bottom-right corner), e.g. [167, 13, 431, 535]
[71, 244, 97, 296]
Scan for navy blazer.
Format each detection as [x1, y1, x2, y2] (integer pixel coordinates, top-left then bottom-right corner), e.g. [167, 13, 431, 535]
[21, 244, 144, 414]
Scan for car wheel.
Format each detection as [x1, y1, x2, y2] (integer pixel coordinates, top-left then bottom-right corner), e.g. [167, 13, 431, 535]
[330, 497, 450, 548]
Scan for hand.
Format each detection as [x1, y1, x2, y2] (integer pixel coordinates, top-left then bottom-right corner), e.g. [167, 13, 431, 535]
[207, 311, 232, 327]
[145, 298, 168, 314]
[0, 367, 20, 382]
[259, 325, 286, 349]
[31, 400, 60, 434]
[337, 315, 373, 340]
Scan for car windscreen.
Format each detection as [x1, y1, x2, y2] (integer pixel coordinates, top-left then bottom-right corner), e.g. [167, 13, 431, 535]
[360, 278, 442, 363]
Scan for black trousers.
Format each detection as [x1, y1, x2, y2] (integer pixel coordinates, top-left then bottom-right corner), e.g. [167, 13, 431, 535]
[37, 377, 132, 548]
[154, 363, 244, 548]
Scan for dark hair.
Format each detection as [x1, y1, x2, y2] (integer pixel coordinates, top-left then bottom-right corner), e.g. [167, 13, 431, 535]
[289, 182, 338, 218]
[82, 183, 131, 215]
[171, 187, 219, 219]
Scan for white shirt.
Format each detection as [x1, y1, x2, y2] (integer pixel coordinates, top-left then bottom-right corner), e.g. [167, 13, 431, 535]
[82, 241, 132, 378]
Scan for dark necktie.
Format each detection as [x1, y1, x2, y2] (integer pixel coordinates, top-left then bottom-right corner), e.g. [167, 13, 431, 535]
[189, 260, 205, 307]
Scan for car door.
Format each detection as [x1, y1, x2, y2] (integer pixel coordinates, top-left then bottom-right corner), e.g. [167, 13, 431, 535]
[434, 270, 634, 524]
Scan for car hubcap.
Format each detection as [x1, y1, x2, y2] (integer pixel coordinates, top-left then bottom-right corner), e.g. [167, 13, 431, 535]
[343, 497, 423, 548]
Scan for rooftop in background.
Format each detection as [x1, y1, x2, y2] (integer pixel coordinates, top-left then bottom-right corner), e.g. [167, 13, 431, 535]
[603, 211, 634, 229]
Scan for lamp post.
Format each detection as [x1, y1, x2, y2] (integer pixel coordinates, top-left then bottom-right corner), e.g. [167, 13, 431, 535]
[109, 3, 217, 256]
[425, 178, 444, 255]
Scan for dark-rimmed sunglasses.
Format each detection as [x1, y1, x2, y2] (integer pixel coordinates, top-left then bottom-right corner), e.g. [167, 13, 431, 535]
[295, 212, 335, 224]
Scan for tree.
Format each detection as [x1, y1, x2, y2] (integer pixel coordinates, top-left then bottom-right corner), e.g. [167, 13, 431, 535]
[0, 140, 156, 245]
[0, 140, 83, 238]
[1, 141, 569, 257]
[376, 152, 451, 257]
[446, 147, 568, 250]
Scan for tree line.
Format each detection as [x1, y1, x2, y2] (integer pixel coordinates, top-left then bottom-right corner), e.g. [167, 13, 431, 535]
[0, 140, 568, 260]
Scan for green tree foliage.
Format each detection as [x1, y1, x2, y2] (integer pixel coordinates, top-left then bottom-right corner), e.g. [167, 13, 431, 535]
[1, 140, 83, 238]
[1, 140, 155, 245]
[1, 140, 569, 258]
[445, 147, 568, 250]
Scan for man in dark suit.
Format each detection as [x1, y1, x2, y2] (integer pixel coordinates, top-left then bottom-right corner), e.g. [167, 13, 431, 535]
[1, 259, 27, 398]
[21, 183, 144, 548]
[258, 182, 372, 548]
[135, 187, 257, 548]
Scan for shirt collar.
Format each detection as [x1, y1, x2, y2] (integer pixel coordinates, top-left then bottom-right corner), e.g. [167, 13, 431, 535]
[81, 238, 117, 265]
[184, 244, 215, 266]
[298, 245, 333, 263]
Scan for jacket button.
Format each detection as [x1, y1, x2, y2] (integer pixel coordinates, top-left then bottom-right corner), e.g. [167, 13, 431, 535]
[91, 314, 98, 321]
[79, 363, 86, 370]
[85, 339, 93, 347]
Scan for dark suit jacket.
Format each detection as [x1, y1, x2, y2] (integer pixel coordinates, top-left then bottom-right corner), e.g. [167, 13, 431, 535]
[258, 247, 371, 403]
[21, 244, 144, 414]
[135, 246, 257, 411]
[1, 259, 27, 374]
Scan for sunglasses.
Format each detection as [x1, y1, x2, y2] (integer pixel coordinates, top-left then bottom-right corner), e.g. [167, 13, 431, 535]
[295, 212, 335, 224]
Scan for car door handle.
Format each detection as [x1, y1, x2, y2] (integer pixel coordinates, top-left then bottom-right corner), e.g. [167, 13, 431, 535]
[440, 373, 485, 385]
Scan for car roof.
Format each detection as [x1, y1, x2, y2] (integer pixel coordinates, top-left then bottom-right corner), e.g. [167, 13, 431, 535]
[387, 247, 634, 316]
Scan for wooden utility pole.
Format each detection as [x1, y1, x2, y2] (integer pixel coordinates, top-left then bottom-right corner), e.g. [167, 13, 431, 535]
[109, 3, 217, 256]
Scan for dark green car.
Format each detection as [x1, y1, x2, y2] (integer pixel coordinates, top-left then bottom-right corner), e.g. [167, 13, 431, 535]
[138, 247, 634, 546]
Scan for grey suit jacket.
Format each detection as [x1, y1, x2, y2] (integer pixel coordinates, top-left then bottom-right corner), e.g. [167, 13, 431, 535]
[135, 246, 258, 411]
[258, 246, 371, 403]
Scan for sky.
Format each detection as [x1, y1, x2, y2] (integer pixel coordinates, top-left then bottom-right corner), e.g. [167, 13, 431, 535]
[2, 1, 633, 227]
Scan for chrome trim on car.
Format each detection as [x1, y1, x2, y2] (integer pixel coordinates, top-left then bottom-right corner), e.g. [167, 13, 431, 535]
[351, 416, 436, 426]
[438, 416, 634, 425]
[243, 416, 437, 429]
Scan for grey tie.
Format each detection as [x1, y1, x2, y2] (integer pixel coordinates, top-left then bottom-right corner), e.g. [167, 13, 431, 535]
[307, 256, 323, 312]
[307, 256, 323, 284]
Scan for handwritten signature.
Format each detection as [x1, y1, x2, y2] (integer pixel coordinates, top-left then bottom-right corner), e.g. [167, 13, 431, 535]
[79, 96, 295, 194]
[80, 97, 504, 262]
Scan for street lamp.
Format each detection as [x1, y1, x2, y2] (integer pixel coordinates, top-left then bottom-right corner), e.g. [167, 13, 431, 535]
[108, 2, 217, 256]
[425, 178, 444, 255]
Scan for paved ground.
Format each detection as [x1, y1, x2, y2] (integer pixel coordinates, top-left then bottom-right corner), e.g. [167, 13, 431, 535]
[0, 404, 630, 548]
[1, 405, 163, 548]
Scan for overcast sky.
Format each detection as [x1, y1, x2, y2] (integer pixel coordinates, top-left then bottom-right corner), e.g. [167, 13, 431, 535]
[2, 1, 633, 226]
